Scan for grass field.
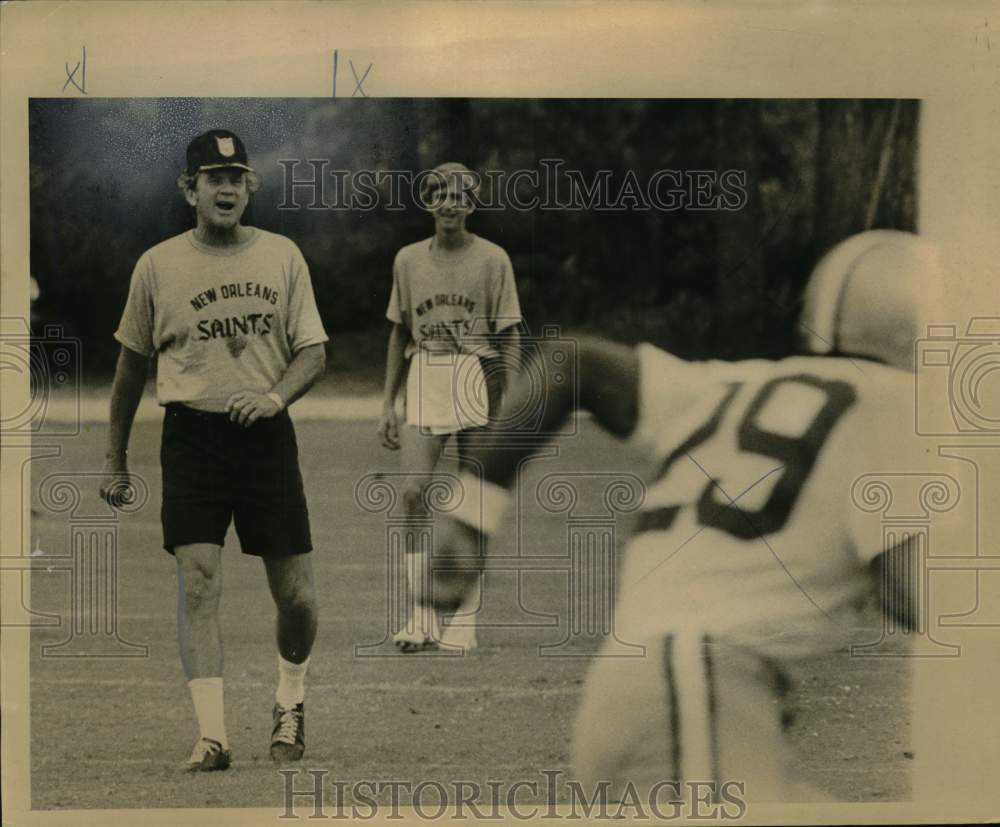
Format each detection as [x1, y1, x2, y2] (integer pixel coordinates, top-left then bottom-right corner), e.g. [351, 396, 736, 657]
[28, 417, 911, 809]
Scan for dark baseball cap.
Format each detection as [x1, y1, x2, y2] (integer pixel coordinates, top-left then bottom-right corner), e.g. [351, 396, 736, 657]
[185, 129, 254, 176]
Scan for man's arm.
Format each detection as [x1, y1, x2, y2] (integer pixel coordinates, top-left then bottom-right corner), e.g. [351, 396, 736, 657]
[377, 322, 409, 450]
[99, 345, 150, 504]
[429, 335, 641, 611]
[493, 325, 521, 398]
[270, 343, 326, 407]
[226, 343, 326, 427]
[471, 335, 640, 487]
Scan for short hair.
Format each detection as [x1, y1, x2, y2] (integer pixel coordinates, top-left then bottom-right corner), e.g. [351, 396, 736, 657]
[176, 168, 261, 197]
[419, 162, 480, 209]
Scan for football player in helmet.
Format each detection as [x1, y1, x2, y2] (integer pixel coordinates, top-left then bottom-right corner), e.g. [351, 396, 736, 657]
[427, 230, 942, 802]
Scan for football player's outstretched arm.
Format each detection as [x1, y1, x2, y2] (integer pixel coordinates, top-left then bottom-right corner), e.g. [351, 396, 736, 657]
[471, 335, 641, 487]
[429, 335, 641, 611]
[493, 324, 522, 398]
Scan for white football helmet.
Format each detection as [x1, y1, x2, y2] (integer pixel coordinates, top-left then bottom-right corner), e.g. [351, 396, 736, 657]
[800, 229, 943, 371]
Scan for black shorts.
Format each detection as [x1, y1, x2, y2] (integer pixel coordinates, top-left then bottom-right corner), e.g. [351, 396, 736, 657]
[160, 403, 312, 557]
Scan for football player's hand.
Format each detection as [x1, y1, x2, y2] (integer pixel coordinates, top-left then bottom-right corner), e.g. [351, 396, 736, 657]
[226, 390, 281, 427]
[377, 406, 400, 450]
[424, 517, 484, 613]
[99, 456, 136, 508]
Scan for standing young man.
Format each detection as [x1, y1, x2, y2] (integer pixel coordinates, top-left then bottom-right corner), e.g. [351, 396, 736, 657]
[99, 130, 328, 771]
[377, 162, 522, 652]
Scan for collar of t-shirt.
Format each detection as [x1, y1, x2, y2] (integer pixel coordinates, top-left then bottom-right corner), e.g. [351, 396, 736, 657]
[187, 227, 260, 256]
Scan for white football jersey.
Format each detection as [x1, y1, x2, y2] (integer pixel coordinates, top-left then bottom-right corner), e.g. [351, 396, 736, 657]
[619, 343, 932, 660]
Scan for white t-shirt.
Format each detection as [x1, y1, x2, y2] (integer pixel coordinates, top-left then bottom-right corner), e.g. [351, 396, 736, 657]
[115, 228, 328, 412]
[620, 344, 942, 659]
[386, 234, 522, 359]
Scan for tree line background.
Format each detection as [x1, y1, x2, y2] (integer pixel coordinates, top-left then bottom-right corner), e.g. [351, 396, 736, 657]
[28, 98, 917, 383]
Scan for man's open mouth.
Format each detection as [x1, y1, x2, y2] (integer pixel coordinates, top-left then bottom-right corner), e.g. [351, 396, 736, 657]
[216, 200, 236, 212]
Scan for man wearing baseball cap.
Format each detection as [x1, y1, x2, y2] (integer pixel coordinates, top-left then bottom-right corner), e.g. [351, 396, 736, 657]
[100, 129, 328, 771]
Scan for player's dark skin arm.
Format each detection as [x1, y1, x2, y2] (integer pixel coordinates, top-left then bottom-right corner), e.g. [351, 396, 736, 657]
[227, 343, 325, 426]
[99, 344, 151, 503]
[431, 336, 640, 610]
[470, 335, 640, 486]
[492, 326, 522, 396]
[377, 322, 409, 449]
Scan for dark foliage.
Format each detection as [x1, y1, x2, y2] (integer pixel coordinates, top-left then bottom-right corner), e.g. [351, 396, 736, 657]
[28, 98, 916, 376]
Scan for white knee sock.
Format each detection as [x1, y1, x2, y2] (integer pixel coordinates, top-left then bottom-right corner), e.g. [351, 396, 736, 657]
[276, 655, 309, 708]
[188, 677, 228, 749]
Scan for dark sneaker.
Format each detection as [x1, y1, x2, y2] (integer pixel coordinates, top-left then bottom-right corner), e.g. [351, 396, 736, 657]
[184, 737, 232, 772]
[393, 627, 438, 653]
[270, 703, 305, 762]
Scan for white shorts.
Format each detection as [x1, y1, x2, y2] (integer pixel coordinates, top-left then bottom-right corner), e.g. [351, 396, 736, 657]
[571, 632, 827, 804]
[405, 349, 490, 435]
